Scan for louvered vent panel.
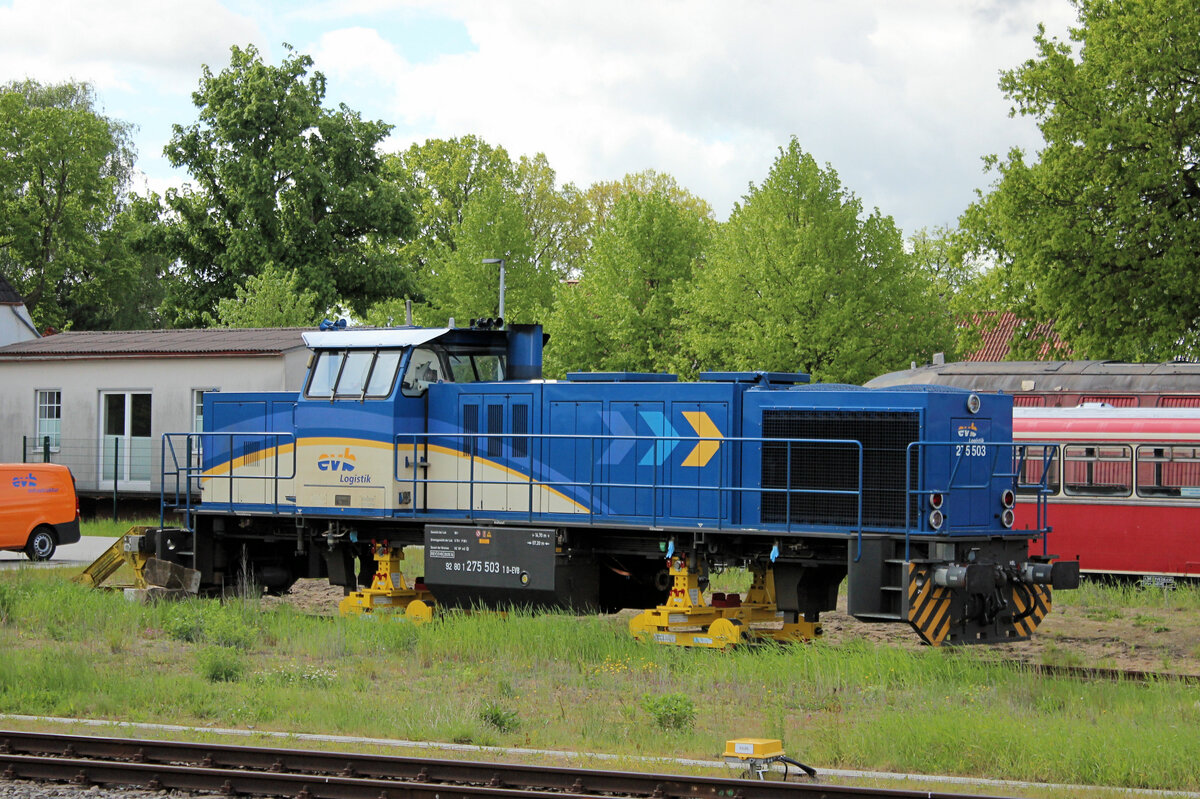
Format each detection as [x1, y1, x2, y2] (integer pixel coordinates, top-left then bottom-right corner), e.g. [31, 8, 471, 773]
[761, 410, 920, 528]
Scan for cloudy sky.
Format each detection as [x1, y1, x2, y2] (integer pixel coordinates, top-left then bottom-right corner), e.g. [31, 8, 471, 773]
[0, 0, 1077, 235]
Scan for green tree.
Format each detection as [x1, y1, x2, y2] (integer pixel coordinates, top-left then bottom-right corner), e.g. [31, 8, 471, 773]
[545, 187, 713, 376]
[205, 265, 320, 328]
[379, 137, 586, 326]
[675, 139, 951, 384]
[583, 170, 713, 231]
[163, 44, 414, 326]
[963, 0, 1200, 360]
[0, 80, 146, 330]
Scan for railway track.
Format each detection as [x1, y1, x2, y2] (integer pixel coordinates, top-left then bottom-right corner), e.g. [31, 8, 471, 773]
[1032, 663, 1200, 683]
[0, 729, 1017, 799]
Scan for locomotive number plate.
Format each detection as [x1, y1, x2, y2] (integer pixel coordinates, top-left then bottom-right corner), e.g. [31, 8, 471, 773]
[424, 525, 555, 589]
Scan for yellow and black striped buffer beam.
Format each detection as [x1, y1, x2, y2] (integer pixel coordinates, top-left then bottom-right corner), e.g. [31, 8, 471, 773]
[1004, 583, 1052, 640]
[906, 563, 951, 646]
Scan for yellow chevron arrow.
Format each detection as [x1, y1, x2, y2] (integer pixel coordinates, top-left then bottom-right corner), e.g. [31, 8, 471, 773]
[681, 411, 723, 467]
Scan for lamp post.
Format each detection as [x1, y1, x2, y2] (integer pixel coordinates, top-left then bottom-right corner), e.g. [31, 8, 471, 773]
[482, 258, 505, 325]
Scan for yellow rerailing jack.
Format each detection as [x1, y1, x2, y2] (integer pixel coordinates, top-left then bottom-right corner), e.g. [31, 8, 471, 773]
[629, 556, 744, 648]
[629, 559, 822, 648]
[727, 565, 822, 643]
[339, 543, 435, 622]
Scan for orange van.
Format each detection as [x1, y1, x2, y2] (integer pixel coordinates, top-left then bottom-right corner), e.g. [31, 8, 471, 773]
[0, 464, 81, 560]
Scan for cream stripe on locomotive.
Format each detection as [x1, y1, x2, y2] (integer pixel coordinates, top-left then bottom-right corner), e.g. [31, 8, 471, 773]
[201, 437, 590, 514]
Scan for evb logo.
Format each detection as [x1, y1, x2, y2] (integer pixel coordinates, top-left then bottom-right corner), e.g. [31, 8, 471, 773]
[317, 447, 357, 472]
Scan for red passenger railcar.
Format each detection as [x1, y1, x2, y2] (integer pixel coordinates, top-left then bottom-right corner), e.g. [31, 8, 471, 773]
[1013, 407, 1200, 580]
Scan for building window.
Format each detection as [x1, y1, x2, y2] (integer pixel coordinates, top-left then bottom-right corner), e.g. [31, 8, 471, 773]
[35, 390, 61, 451]
[193, 389, 207, 433]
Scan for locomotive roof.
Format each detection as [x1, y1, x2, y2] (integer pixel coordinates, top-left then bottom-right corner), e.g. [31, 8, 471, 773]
[301, 325, 514, 351]
[302, 327, 450, 349]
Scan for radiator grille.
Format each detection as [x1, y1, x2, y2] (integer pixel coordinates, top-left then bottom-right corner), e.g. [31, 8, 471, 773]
[487, 405, 504, 457]
[512, 404, 529, 458]
[762, 410, 919, 528]
[463, 405, 479, 455]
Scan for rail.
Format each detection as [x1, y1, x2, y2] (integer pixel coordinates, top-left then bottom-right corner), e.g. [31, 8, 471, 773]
[160, 432, 297, 532]
[0, 728, 1015, 799]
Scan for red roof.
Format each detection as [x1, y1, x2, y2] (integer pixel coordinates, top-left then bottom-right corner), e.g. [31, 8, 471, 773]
[0, 328, 308, 358]
[963, 312, 1070, 362]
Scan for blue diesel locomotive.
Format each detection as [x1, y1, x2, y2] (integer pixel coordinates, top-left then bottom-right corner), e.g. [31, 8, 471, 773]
[155, 321, 1078, 646]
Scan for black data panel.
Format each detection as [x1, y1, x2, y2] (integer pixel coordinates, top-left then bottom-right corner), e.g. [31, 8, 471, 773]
[424, 525, 555, 590]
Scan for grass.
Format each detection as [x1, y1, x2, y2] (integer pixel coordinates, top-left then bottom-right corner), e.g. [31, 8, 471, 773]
[1, 566, 1198, 794]
[79, 517, 161, 537]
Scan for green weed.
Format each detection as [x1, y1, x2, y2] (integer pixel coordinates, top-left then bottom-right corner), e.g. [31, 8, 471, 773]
[478, 700, 520, 732]
[196, 646, 245, 683]
[641, 692, 696, 732]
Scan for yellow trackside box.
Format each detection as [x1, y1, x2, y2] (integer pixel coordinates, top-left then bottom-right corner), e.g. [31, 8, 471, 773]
[724, 738, 784, 761]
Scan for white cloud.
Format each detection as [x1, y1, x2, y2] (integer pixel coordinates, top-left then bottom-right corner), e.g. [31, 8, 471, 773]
[2, 0, 1080, 234]
[306, 0, 1078, 231]
[0, 0, 261, 92]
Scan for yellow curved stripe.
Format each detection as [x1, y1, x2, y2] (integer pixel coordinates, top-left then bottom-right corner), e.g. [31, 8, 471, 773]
[423, 443, 590, 513]
[200, 436, 591, 514]
[201, 442, 296, 480]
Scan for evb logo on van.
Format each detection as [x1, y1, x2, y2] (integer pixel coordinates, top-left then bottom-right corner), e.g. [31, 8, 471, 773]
[317, 447, 357, 472]
[11, 473, 36, 488]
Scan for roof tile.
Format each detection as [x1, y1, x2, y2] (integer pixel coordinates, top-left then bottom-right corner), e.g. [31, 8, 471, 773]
[0, 328, 309, 357]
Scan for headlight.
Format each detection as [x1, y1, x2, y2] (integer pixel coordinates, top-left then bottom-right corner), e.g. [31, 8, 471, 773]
[929, 509, 944, 530]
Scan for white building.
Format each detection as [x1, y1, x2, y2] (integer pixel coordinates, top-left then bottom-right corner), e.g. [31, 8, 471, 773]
[0, 273, 40, 346]
[0, 328, 310, 496]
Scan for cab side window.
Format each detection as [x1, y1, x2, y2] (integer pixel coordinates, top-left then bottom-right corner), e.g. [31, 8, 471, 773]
[402, 348, 449, 396]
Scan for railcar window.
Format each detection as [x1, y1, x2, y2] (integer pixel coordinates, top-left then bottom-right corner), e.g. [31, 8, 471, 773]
[306, 351, 342, 398]
[1136, 445, 1200, 498]
[1062, 443, 1132, 497]
[402, 347, 448, 396]
[474, 355, 504, 381]
[365, 351, 402, 396]
[334, 351, 374, 397]
[448, 354, 506, 382]
[448, 354, 478, 383]
[306, 350, 403, 399]
[1015, 445, 1060, 495]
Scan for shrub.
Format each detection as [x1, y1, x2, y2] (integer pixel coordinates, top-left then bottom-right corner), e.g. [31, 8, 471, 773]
[163, 604, 206, 642]
[641, 692, 696, 731]
[479, 700, 520, 732]
[196, 646, 245, 683]
[204, 609, 257, 649]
